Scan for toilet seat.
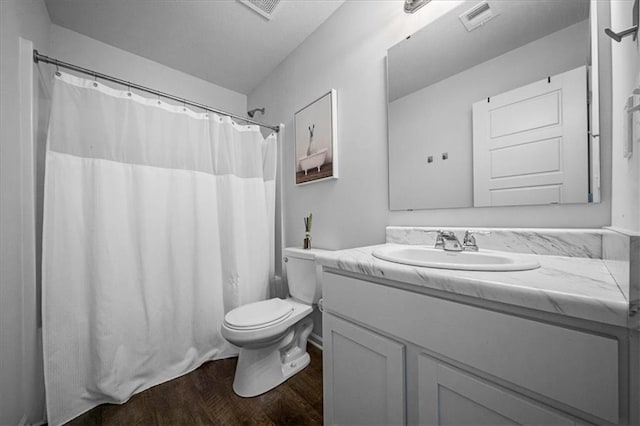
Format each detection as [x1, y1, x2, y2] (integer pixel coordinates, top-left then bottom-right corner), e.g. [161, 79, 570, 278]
[224, 298, 293, 330]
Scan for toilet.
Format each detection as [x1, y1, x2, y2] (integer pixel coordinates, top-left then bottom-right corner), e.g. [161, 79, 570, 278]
[221, 247, 326, 397]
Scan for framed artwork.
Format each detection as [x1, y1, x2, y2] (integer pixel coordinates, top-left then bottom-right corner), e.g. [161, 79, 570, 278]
[294, 89, 338, 185]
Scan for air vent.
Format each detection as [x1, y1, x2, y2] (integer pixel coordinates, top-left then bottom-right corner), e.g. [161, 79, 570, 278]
[238, 0, 281, 20]
[459, 1, 498, 32]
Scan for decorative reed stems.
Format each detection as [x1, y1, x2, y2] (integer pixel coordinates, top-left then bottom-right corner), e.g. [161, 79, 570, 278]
[303, 213, 313, 249]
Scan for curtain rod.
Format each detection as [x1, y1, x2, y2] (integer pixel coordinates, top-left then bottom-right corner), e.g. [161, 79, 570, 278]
[33, 50, 280, 132]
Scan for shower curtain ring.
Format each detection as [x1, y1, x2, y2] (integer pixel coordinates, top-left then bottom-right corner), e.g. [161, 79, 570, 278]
[92, 72, 98, 87]
[54, 61, 61, 77]
[127, 82, 132, 97]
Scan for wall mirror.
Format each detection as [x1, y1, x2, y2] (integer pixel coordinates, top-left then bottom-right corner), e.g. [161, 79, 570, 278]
[387, 0, 600, 210]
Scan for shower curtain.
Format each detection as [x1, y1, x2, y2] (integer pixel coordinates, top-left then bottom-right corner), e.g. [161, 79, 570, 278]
[42, 73, 277, 425]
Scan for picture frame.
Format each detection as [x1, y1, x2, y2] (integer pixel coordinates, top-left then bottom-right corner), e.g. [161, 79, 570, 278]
[294, 89, 338, 185]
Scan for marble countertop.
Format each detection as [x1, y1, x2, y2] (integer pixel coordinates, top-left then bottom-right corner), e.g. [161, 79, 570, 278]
[315, 244, 631, 329]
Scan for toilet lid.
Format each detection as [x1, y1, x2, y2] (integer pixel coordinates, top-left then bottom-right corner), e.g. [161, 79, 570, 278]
[224, 298, 294, 330]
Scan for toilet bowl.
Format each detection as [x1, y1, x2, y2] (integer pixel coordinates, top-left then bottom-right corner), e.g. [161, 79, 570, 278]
[221, 247, 327, 397]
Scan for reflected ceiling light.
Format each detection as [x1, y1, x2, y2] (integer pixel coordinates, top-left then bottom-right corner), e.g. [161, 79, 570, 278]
[404, 0, 431, 14]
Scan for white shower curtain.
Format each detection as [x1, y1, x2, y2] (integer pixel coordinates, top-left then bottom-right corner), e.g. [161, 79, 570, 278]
[42, 73, 277, 425]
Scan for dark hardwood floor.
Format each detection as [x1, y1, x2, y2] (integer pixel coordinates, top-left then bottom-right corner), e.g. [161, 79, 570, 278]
[68, 345, 323, 426]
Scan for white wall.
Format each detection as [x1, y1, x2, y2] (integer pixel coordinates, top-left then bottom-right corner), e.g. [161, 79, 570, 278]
[249, 1, 612, 252]
[48, 25, 248, 117]
[389, 21, 588, 210]
[610, 0, 640, 233]
[1, 1, 51, 423]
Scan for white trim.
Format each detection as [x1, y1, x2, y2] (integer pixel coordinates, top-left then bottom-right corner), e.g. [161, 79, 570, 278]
[278, 124, 287, 298]
[309, 332, 323, 350]
[589, 0, 601, 203]
[19, 36, 46, 426]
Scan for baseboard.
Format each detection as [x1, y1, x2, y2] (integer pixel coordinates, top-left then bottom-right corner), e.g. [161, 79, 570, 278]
[308, 332, 323, 350]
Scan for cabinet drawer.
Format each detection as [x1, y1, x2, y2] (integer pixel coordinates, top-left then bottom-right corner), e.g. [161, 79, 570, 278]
[323, 271, 619, 423]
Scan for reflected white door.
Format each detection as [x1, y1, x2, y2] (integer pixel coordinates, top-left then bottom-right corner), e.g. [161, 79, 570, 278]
[472, 66, 588, 207]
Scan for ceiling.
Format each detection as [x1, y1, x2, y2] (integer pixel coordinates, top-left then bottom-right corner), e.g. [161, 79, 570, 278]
[44, 0, 345, 95]
[388, 0, 590, 101]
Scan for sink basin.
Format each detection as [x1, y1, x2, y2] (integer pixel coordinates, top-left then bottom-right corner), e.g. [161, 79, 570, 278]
[372, 246, 540, 271]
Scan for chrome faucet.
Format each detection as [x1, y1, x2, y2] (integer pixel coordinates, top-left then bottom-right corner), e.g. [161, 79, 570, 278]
[420, 229, 487, 252]
[462, 230, 490, 251]
[435, 230, 463, 251]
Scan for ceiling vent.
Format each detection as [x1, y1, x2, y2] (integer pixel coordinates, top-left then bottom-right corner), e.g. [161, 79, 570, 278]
[459, 1, 498, 32]
[238, 0, 281, 20]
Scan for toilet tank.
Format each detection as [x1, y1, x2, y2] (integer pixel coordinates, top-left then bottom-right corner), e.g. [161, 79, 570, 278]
[283, 247, 328, 304]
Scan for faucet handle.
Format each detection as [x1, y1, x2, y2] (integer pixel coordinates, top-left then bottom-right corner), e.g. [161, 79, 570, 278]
[463, 230, 490, 251]
[417, 229, 446, 248]
[434, 230, 447, 249]
[417, 228, 444, 234]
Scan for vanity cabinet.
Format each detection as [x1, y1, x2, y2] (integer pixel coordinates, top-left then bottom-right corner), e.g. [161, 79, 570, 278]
[322, 270, 625, 425]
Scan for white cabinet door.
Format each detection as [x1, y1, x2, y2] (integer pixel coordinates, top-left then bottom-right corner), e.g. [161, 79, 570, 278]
[418, 353, 579, 426]
[472, 66, 588, 207]
[323, 313, 406, 425]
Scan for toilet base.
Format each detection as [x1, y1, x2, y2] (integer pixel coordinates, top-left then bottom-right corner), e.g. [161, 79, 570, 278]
[232, 316, 313, 397]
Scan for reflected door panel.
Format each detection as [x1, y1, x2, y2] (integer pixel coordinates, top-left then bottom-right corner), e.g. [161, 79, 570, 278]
[472, 66, 588, 207]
